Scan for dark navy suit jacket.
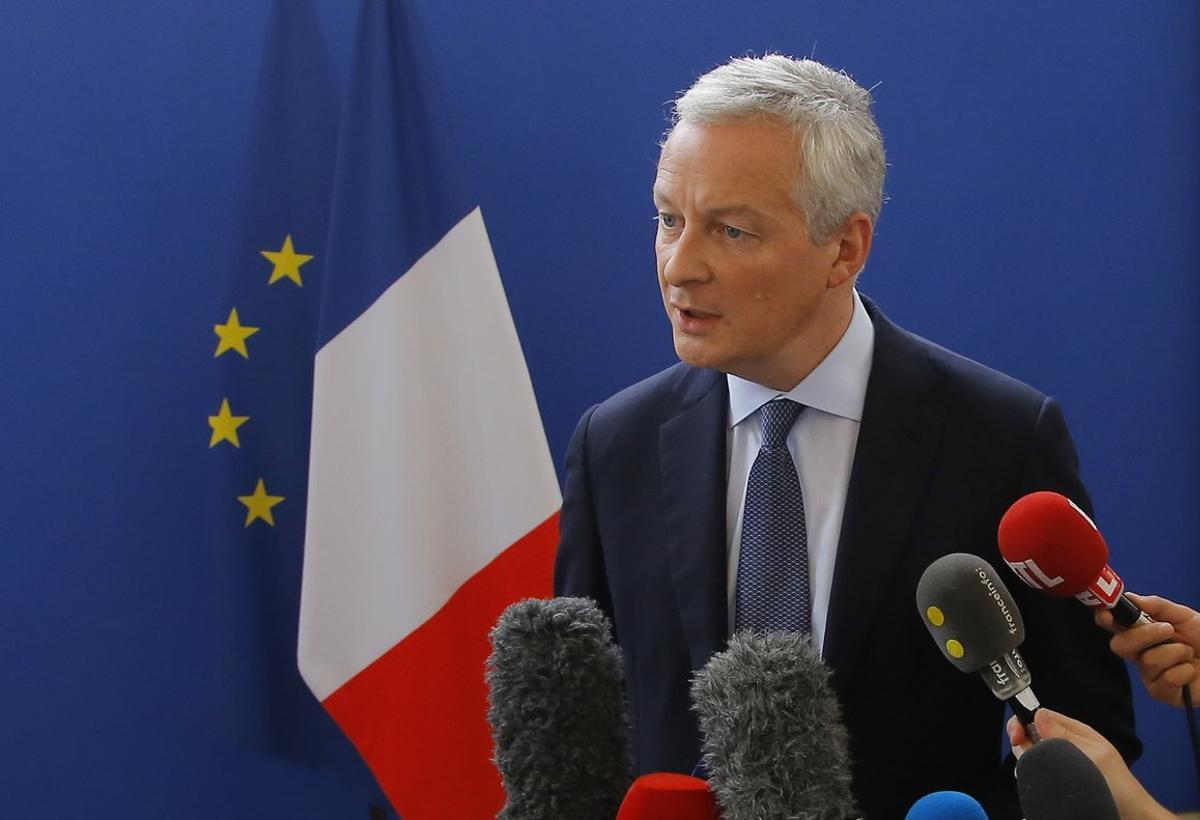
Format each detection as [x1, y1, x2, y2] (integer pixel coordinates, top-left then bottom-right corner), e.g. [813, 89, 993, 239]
[553, 296, 1139, 819]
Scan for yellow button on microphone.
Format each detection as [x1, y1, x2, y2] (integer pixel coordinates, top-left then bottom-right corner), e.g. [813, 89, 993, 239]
[946, 639, 965, 659]
[926, 606, 945, 627]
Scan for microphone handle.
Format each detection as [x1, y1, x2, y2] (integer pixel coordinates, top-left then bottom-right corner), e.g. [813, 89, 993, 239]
[1007, 685, 1042, 743]
[1110, 594, 1149, 628]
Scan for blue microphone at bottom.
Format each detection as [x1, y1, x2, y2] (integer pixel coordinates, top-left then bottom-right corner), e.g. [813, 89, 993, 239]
[905, 790, 989, 819]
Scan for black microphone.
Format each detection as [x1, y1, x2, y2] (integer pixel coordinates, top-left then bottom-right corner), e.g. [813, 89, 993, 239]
[1015, 738, 1120, 820]
[690, 630, 856, 820]
[915, 553, 1043, 736]
[486, 597, 631, 820]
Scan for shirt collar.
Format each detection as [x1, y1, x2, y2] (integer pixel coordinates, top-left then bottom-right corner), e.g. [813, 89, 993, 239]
[727, 289, 875, 428]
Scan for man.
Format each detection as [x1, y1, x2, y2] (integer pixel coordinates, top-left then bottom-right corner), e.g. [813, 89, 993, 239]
[554, 54, 1139, 818]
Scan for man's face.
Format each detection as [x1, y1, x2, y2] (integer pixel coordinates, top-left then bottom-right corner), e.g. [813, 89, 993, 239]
[653, 118, 845, 388]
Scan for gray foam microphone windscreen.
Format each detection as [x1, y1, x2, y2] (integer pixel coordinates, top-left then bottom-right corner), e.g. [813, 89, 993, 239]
[691, 631, 856, 820]
[915, 552, 1025, 674]
[1015, 738, 1120, 820]
[486, 597, 631, 820]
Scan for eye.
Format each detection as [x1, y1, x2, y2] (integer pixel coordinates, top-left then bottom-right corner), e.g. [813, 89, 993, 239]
[656, 213, 679, 229]
[723, 224, 745, 239]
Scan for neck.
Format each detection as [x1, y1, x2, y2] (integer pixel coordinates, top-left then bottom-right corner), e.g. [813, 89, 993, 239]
[746, 288, 855, 392]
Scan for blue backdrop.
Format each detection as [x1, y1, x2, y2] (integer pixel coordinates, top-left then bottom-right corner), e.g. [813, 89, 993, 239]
[1, 1, 1196, 816]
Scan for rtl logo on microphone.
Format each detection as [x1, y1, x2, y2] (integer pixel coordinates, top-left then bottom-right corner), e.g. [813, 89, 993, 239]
[1003, 557, 1064, 592]
[1076, 565, 1124, 609]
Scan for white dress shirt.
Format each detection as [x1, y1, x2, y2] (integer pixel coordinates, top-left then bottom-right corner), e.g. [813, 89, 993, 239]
[725, 290, 875, 652]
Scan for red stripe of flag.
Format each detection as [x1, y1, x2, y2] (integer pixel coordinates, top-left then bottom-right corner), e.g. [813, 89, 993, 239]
[322, 511, 560, 819]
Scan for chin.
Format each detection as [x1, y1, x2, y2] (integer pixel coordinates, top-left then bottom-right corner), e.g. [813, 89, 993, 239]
[673, 336, 730, 372]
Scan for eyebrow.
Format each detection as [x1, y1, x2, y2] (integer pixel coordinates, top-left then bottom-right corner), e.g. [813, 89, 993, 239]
[704, 205, 765, 221]
[652, 191, 766, 222]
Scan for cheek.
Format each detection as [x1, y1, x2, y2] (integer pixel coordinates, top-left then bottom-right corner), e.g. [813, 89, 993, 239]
[734, 264, 778, 304]
[653, 229, 668, 257]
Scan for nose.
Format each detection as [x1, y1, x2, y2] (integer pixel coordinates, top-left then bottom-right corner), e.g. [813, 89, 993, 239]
[659, 227, 713, 287]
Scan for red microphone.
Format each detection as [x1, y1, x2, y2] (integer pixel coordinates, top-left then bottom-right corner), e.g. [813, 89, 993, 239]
[616, 773, 719, 820]
[997, 491, 1148, 627]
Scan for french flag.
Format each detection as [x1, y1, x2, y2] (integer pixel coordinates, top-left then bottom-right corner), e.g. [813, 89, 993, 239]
[297, 2, 561, 817]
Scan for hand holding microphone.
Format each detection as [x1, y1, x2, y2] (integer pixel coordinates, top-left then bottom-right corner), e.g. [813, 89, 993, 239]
[1097, 593, 1200, 708]
[1013, 734, 1122, 820]
[998, 490, 1200, 789]
[1007, 708, 1173, 820]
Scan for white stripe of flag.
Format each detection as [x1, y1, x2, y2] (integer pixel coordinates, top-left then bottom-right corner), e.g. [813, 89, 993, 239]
[299, 207, 561, 815]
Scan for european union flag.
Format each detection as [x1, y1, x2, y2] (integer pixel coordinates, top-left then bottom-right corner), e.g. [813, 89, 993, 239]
[208, 2, 560, 815]
[206, 0, 388, 808]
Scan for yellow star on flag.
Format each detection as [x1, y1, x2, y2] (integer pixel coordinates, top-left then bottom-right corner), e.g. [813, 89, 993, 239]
[208, 398, 250, 448]
[238, 478, 284, 527]
[213, 308, 260, 359]
[260, 234, 313, 287]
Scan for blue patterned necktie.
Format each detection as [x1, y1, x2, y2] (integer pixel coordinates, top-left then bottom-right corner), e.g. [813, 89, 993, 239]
[734, 398, 811, 635]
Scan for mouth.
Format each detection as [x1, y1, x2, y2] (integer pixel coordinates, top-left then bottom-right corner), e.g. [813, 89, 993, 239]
[672, 304, 720, 332]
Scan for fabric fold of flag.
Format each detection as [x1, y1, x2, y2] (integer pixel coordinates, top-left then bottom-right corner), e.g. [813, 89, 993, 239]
[297, 2, 561, 817]
[210, 0, 388, 793]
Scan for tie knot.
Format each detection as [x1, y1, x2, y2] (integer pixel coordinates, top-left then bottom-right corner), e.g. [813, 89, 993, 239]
[759, 399, 803, 447]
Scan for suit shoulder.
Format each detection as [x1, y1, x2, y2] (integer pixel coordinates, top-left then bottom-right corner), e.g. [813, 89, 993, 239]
[589, 361, 717, 427]
[865, 295, 1052, 421]
[902, 325, 1050, 416]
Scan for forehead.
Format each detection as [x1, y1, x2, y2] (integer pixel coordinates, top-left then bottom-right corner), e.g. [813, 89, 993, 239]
[654, 118, 802, 207]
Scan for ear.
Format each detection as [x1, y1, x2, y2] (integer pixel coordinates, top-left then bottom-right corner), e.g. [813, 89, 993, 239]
[827, 211, 873, 288]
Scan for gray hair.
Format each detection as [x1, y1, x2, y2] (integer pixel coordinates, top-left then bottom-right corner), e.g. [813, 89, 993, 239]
[671, 54, 886, 245]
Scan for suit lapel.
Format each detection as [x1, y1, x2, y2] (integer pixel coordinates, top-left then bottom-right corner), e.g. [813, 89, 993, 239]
[823, 298, 943, 682]
[660, 367, 729, 672]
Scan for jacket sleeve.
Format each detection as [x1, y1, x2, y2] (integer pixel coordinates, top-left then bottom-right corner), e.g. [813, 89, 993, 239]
[974, 396, 1141, 819]
[552, 404, 617, 638]
[1017, 396, 1140, 760]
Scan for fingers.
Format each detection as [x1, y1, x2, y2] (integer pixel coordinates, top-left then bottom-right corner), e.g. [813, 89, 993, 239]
[1128, 593, 1200, 653]
[1007, 707, 1092, 755]
[1108, 620, 1175, 659]
[1005, 710, 1070, 757]
[1024, 709, 1162, 820]
[1033, 707, 1096, 746]
[1097, 592, 1200, 706]
[1141, 667, 1196, 707]
[1006, 715, 1030, 756]
[1133, 641, 1196, 680]
[1126, 593, 1193, 626]
[1162, 664, 1200, 688]
[1115, 623, 1197, 707]
[1123, 635, 1195, 707]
